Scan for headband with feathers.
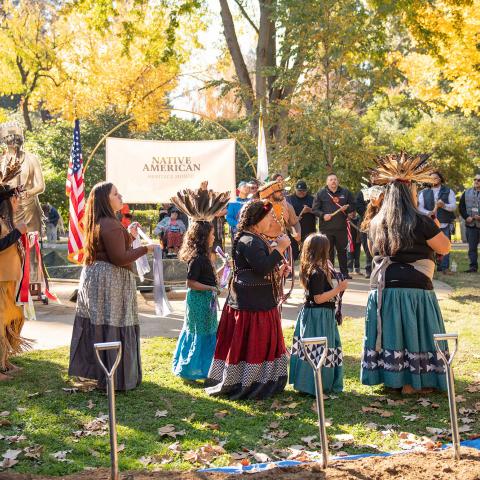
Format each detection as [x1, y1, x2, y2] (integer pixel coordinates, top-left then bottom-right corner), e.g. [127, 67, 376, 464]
[0, 155, 24, 203]
[0, 155, 23, 185]
[171, 186, 230, 222]
[370, 152, 434, 186]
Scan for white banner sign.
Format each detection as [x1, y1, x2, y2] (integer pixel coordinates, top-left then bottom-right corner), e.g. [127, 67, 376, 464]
[105, 137, 236, 203]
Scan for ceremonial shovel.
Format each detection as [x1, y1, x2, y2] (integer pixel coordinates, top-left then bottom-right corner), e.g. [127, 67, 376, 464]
[94, 341, 123, 480]
[300, 336, 329, 468]
[433, 333, 460, 460]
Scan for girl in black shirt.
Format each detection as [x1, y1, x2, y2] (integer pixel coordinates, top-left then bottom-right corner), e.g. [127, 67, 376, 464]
[172, 221, 224, 380]
[289, 233, 348, 395]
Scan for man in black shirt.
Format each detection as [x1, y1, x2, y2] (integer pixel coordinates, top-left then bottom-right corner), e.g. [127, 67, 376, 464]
[287, 180, 317, 259]
[312, 173, 355, 278]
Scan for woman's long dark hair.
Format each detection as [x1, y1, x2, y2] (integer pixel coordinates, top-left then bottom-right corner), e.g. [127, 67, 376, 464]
[231, 200, 273, 258]
[0, 186, 15, 236]
[84, 182, 116, 265]
[178, 221, 213, 263]
[299, 233, 331, 289]
[370, 181, 419, 256]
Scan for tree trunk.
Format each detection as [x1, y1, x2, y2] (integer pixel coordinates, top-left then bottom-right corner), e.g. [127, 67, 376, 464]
[21, 96, 33, 131]
[218, 0, 254, 117]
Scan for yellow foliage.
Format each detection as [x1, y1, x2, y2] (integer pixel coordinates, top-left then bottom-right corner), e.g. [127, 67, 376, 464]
[43, 4, 186, 130]
[399, 0, 480, 115]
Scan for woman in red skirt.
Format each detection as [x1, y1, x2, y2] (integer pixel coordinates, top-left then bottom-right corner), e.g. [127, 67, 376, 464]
[206, 200, 291, 399]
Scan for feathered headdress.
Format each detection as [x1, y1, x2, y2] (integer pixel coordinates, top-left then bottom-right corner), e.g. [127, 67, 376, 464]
[0, 155, 23, 185]
[171, 184, 230, 222]
[370, 152, 434, 186]
[0, 155, 24, 204]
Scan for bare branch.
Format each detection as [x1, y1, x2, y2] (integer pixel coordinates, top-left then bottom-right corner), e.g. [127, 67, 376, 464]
[233, 0, 259, 34]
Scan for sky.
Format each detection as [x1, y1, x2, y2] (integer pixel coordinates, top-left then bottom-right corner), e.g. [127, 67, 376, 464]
[170, 0, 255, 118]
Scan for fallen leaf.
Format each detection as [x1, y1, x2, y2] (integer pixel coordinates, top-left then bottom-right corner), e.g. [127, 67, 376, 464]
[3, 449, 22, 460]
[461, 417, 475, 424]
[335, 433, 354, 443]
[86, 400, 95, 410]
[426, 427, 445, 435]
[269, 421, 280, 429]
[466, 384, 480, 393]
[202, 422, 220, 431]
[403, 414, 420, 422]
[16, 408, 27, 413]
[27, 392, 39, 398]
[459, 407, 476, 416]
[168, 441, 181, 453]
[214, 410, 229, 419]
[231, 452, 249, 460]
[285, 402, 300, 409]
[155, 410, 168, 418]
[139, 456, 153, 466]
[252, 452, 270, 463]
[275, 430, 289, 438]
[458, 425, 473, 433]
[5, 435, 27, 444]
[0, 411, 10, 417]
[330, 441, 344, 450]
[336, 451, 349, 457]
[158, 424, 185, 438]
[0, 458, 18, 469]
[51, 450, 72, 462]
[23, 445, 43, 460]
[417, 398, 432, 407]
[386, 399, 407, 406]
[117, 443, 125, 452]
[62, 387, 78, 394]
[455, 395, 466, 403]
[366, 422, 378, 429]
[282, 412, 298, 419]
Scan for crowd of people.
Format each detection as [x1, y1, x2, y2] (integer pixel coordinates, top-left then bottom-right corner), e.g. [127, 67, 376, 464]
[1, 151, 479, 404]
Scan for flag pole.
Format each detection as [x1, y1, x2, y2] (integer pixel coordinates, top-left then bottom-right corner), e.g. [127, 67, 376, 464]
[257, 104, 268, 182]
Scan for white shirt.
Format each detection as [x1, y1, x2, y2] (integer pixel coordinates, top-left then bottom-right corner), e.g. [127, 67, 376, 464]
[418, 186, 456, 228]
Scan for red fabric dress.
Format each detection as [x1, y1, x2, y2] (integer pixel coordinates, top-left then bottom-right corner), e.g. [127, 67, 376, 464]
[205, 232, 287, 399]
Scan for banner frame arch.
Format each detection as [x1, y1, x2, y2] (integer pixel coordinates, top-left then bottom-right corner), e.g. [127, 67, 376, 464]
[83, 108, 256, 177]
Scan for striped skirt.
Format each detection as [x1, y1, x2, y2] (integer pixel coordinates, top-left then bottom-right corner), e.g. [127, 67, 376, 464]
[205, 305, 287, 400]
[360, 288, 447, 391]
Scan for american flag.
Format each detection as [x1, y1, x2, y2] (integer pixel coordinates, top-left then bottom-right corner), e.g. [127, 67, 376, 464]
[66, 119, 85, 264]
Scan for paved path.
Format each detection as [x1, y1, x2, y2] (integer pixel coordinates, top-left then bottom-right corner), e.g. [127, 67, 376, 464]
[23, 276, 452, 351]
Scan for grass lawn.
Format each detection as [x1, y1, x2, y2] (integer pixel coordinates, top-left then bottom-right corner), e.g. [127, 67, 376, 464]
[0, 250, 479, 476]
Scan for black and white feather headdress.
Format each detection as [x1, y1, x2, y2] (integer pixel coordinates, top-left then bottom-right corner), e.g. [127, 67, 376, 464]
[171, 184, 230, 222]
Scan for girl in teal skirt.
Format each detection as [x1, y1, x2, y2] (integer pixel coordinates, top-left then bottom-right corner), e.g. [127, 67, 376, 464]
[172, 221, 223, 380]
[289, 233, 348, 395]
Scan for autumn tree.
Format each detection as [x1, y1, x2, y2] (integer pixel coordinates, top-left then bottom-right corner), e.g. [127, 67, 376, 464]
[0, 0, 65, 130]
[396, 0, 480, 115]
[41, 1, 203, 130]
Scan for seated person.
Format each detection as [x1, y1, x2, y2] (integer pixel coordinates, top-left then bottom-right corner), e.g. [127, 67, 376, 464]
[154, 209, 186, 256]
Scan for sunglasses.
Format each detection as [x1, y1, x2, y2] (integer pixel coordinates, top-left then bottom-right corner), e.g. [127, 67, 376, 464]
[475, 178, 480, 182]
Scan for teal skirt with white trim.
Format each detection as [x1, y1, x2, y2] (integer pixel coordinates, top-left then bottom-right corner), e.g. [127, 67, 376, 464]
[289, 307, 343, 395]
[360, 288, 447, 391]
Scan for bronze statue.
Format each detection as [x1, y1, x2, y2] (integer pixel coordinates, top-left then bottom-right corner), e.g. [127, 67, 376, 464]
[0, 122, 45, 233]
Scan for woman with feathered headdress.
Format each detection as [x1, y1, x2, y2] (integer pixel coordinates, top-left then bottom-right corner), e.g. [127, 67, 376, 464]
[170, 182, 230, 381]
[0, 154, 29, 381]
[360, 153, 451, 394]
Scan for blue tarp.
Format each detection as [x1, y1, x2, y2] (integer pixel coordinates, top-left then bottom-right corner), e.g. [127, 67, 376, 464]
[200, 438, 480, 474]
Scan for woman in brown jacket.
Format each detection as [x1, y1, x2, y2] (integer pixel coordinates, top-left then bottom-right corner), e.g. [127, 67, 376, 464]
[69, 182, 156, 391]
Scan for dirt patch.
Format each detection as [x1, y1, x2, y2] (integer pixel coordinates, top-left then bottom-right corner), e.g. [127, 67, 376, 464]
[1, 448, 479, 480]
